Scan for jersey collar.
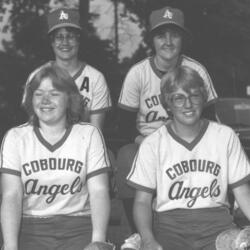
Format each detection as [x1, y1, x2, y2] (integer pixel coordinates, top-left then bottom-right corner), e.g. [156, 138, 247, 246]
[73, 62, 86, 80]
[34, 125, 73, 152]
[150, 55, 183, 79]
[166, 119, 209, 151]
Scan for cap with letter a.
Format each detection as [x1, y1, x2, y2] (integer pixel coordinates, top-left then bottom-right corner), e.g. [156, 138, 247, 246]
[47, 7, 81, 34]
[149, 6, 190, 37]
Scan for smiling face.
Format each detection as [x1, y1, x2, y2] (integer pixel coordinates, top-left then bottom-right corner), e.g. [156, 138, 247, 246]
[32, 77, 69, 127]
[160, 66, 208, 131]
[168, 87, 204, 128]
[153, 26, 183, 63]
[51, 27, 80, 61]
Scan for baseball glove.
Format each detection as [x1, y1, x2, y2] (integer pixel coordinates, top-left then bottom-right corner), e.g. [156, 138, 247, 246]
[215, 227, 241, 250]
[235, 226, 250, 250]
[216, 227, 250, 250]
[83, 241, 115, 250]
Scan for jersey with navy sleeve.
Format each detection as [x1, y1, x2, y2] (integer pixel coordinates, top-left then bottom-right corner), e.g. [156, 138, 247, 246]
[23, 61, 112, 114]
[127, 120, 250, 212]
[0, 123, 110, 217]
[118, 56, 217, 136]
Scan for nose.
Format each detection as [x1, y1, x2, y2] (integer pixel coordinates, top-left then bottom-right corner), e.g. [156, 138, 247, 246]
[41, 93, 51, 104]
[184, 96, 192, 108]
[165, 32, 172, 45]
[61, 36, 70, 45]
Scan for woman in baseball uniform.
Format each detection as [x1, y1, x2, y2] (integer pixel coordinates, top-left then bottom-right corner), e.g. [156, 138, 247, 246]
[117, 6, 218, 248]
[23, 7, 112, 130]
[127, 66, 250, 250]
[0, 64, 111, 250]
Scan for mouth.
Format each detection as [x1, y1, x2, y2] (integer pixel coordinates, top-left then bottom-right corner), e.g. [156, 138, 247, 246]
[59, 48, 71, 52]
[162, 46, 174, 50]
[40, 107, 54, 112]
[183, 110, 196, 117]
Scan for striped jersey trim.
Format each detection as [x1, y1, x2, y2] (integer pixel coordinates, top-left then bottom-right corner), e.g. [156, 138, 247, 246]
[86, 166, 111, 180]
[0, 168, 21, 176]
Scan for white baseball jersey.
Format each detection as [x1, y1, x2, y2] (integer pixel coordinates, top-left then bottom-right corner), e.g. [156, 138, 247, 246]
[118, 56, 217, 136]
[127, 120, 250, 212]
[23, 61, 112, 114]
[0, 123, 110, 217]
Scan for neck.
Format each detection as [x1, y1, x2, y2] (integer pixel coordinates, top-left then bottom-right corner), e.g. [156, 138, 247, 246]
[39, 121, 67, 144]
[39, 121, 66, 136]
[154, 55, 179, 72]
[171, 120, 203, 142]
[55, 58, 82, 77]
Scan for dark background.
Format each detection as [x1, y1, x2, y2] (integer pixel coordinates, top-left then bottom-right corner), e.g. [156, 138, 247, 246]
[0, 0, 250, 147]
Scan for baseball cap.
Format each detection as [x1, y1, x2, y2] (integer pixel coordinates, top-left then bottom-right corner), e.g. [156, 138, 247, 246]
[149, 6, 190, 36]
[47, 8, 81, 34]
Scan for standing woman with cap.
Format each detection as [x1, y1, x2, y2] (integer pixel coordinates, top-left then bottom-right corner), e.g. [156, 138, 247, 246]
[0, 64, 112, 250]
[117, 6, 218, 249]
[23, 7, 112, 130]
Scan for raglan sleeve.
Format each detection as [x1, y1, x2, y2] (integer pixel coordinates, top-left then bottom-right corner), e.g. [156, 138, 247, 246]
[86, 127, 111, 180]
[227, 129, 250, 189]
[0, 129, 21, 176]
[197, 65, 218, 103]
[118, 65, 141, 112]
[126, 137, 157, 193]
[183, 58, 218, 103]
[90, 72, 112, 114]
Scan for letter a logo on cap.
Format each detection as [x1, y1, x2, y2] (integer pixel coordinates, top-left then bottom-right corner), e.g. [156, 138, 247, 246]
[59, 10, 68, 20]
[163, 9, 173, 19]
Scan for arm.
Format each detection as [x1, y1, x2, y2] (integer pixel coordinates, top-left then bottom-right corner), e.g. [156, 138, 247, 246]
[133, 190, 162, 250]
[87, 173, 111, 242]
[90, 112, 106, 131]
[232, 182, 250, 221]
[1, 173, 23, 250]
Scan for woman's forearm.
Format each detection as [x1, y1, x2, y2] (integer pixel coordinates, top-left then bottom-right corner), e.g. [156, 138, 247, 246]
[133, 200, 155, 242]
[233, 182, 250, 221]
[90, 187, 111, 242]
[1, 191, 22, 250]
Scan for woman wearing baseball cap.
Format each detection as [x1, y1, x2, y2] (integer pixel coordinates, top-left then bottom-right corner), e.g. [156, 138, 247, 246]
[23, 7, 112, 131]
[117, 6, 218, 250]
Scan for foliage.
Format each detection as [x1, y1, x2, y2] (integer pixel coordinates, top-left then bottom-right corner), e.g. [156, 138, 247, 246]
[0, 0, 250, 136]
[117, 0, 250, 97]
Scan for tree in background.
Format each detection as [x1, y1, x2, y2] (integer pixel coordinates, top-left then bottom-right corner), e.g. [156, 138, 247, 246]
[1, 0, 250, 139]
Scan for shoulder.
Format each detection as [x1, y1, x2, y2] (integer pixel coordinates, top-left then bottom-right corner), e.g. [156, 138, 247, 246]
[72, 122, 102, 135]
[2, 123, 32, 142]
[208, 121, 236, 137]
[84, 64, 105, 77]
[126, 57, 151, 73]
[143, 125, 168, 145]
[180, 55, 208, 72]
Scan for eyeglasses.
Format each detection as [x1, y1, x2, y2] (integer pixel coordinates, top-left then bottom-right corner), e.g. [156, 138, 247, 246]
[54, 33, 79, 44]
[170, 93, 203, 108]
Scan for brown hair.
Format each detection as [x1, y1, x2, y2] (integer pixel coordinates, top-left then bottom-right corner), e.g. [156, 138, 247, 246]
[22, 63, 88, 126]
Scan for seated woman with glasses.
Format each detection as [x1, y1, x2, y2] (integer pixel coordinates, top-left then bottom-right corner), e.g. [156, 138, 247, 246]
[126, 65, 250, 250]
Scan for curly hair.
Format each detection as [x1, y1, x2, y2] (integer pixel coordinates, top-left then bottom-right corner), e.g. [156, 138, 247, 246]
[22, 63, 89, 126]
